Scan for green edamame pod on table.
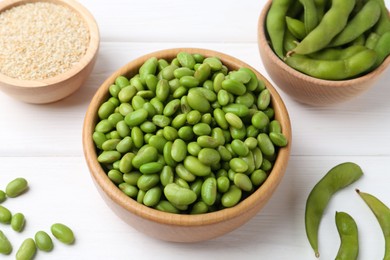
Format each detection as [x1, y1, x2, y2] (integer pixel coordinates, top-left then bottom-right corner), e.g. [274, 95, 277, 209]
[335, 211, 359, 260]
[266, 0, 294, 58]
[356, 190, 390, 260]
[292, 0, 356, 54]
[305, 162, 363, 258]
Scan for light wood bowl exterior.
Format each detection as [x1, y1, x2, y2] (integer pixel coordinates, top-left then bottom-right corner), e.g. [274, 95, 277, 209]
[0, 0, 99, 104]
[82, 48, 292, 242]
[258, 1, 390, 106]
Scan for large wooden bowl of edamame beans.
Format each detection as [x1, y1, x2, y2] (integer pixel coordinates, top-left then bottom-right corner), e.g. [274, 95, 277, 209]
[258, 0, 390, 106]
[82, 48, 292, 242]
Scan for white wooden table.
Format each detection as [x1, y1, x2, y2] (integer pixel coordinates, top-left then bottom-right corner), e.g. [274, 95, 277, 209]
[1, 1, 389, 259]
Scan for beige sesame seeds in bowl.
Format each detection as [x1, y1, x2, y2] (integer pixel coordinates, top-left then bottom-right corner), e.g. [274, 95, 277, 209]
[0, 0, 100, 104]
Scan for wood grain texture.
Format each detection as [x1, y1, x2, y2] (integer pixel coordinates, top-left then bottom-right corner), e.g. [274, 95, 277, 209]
[83, 48, 292, 242]
[0, 0, 100, 103]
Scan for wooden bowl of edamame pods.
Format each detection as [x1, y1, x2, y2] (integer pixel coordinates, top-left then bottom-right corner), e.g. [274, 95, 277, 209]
[82, 48, 292, 242]
[258, 0, 390, 106]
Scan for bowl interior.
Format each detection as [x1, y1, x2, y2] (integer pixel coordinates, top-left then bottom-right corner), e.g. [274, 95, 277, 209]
[0, 0, 100, 88]
[83, 48, 292, 228]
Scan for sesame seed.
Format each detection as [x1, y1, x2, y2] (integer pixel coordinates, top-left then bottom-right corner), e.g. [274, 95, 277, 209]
[0, 2, 90, 80]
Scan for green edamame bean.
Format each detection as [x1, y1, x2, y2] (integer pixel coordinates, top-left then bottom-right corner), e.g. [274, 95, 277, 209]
[201, 177, 217, 206]
[148, 135, 167, 153]
[198, 148, 221, 165]
[244, 137, 258, 150]
[186, 110, 201, 125]
[187, 89, 210, 113]
[109, 84, 121, 97]
[222, 104, 249, 117]
[184, 156, 211, 177]
[203, 57, 222, 71]
[102, 138, 120, 151]
[132, 146, 158, 168]
[98, 151, 121, 164]
[118, 85, 137, 103]
[16, 238, 36, 260]
[173, 67, 195, 78]
[213, 108, 229, 130]
[218, 145, 232, 161]
[330, 1, 381, 47]
[305, 162, 363, 257]
[180, 76, 199, 88]
[155, 200, 180, 214]
[286, 16, 306, 40]
[257, 133, 275, 156]
[234, 173, 253, 192]
[164, 183, 197, 206]
[145, 74, 158, 92]
[269, 132, 288, 147]
[187, 142, 201, 156]
[286, 49, 377, 80]
[221, 185, 242, 208]
[34, 231, 53, 252]
[178, 126, 194, 141]
[217, 176, 230, 193]
[257, 89, 271, 110]
[51, 223, 75, 245]
[293, 0, 356, 54]
[252, 111, 270, 129]
[124, 108, 148, 127]
[236, 92, 255, 108]
[119, 183, 138, 198]
[372, 32, 390, 69]
[171, 139, 187, 162]
[356, 189, 390, 260]
[6, 177, 28, 198]
[229, 158, 248, 173]
[194, 63, 211, 83]
[156, 79, 170, 102]
[115, 75, 129, 88]
[123, 172, 142, 186]
[118, 103, 133, 116]
[221, 79, 246, 96]
[213, 72, 225, 92]
[160, 166, 174, 186]
[0, 230, 12, 255]
[225, 112, 243, 129]
[231, 139, 249, 157]
[98, 101, 117, 120]
[335, 211, 359, 260]
[177, 52, 196, 69]
[140, 162, 164, 175]
[193, 123, 211, 136]
[140, 57, 158, 80]
[197, 136, 220, 148]
[0, 190, 5, 203]
[175, 164, 196, 182]
[266, 0, 294, 58]
[11, 213, 25, 232]
[269, 120, 282, 133]
[143, 186, 162, 207]
[171, 113, 187, 129]
[251, 169, 267, 186]
[239, 67, 259, 91]
[116, 136, 133, 153]
[190, 201, 209, 214]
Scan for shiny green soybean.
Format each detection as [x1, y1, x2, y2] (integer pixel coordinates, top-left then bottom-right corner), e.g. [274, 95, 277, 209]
[0, 190, 5, 203]
[356, 190, 390, 260]
[16, 238, 36, 260]
[6, 177, 28, 198]
[11, 213, 25, 232]
[221, 185, 242, 208]
[0, 230, 12, 255]
[51, 223, 75, 245]
[201, 177, 217, 206]
[305, 162, 363, 258]
[0, 205, 11, 224]
[164, 183, 197, 206]
[335, 211, 359, 260]
[34, 231, 54, 252]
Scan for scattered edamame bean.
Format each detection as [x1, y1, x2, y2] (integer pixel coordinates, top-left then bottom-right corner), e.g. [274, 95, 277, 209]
[0, 205, 12, 224]
[51, 223, 75, 245]
[0, 190, 6, 203]
[16, 238, 36, 260]
[11, 213, 25, 232]
[0, 230, 12, 255]
[34, 231, 54, 252]
[305, 162, 363, 257]
[6, 177, 28, 198]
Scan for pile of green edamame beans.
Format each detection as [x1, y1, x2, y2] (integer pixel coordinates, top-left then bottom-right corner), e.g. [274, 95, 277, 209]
[304, 162, 390, 259]
[93, 52, 288, 214]
[0, 177, 75, 259]
[266, 0, 390, 80]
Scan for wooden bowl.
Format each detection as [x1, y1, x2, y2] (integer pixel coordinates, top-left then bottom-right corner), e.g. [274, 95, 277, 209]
[258, 0, 390, 106]
[82, 48, 292, 242]
[0, 0, 99, 104]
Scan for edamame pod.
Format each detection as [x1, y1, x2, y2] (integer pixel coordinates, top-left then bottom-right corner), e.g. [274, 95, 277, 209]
[305, 162, 363, 258]
[335, 211, 359, 260]
[356, 189, 390, 260]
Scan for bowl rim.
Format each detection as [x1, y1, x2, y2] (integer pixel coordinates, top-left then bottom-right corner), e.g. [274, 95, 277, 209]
[82, 47, 292, 227]
[258, 0, 390, 87]
[0, 0, 100, 88]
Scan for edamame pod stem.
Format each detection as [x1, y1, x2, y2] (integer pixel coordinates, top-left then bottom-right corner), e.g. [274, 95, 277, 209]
[305, 162, 363, 258]
[293, 0, 356, 54]
[335, 212, 359, 260]
[356, 189, 390, 260]
[285, 49, 377, 80]
[266, 0, 294, 59]
[329, 1, 381, 47]
[299, 0, 318, 34]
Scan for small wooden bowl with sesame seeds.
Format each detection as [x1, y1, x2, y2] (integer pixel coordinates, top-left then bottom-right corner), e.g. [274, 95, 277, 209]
[0, 0, 99, 104]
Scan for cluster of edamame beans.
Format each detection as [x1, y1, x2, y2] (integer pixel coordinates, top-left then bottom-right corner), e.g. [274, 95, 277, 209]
[304, 162, 390, 259]
[93, 52, 288, 214]
[267, 0, 390, 80]
[0, 177, 75, 259]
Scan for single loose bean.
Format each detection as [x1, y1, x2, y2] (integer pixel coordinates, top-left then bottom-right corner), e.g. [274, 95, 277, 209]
[171, 113, 187, 129]
[178, 126, 194, 141]
[0, 230, 12, 255]
[198, 148, 221, 165]
[257, 133, 275, 156]
[194, 63, 211, 83]
[140, 162, 164, 175]
[137, 174, 160, 191]
[51, 223, 75, 245]
[305, 162, 363, 258]
[143, 186, 162, 207]
[160, 166, 174, 186]
[197, 136, 220, 148]
[203, 57, 222, 71]
[234, 173, 253, 192]
[257, 89, 271, 111]
[175, 164, 196, 182]
[123, 172, 142, 186]
[174, 67, 194, 78]
[16, 238, 36, 260]
[217, 176, 230, 193]
[187, 89, 210, 113]
[177, 52, 196, 69]
[184, 156, 211, 177]
[269, 132, 288, 147]
[213, 72, 225, 92]
[186, 110, 202, 125]
[34, 231, 53, 252]
[155, 200, 180, 214]
[11, 213, 25, 232]
[213, 108, 229, 130]
[0, 205, 12, 224]
[98, 151, 121, 164]
[251, 169, 268, 186]
[221, 79, 246, 96]
[118, 85, 137, 103]
[193, 123, 211, 136]
[190, 201, 209, 214]
[119, 183, 138, 198]
[0, 190, 6, 203]
[201, 177, 217, 206]
[171, 139, 187, 162]
[221, 185, 242, 208]
[164, 183, 197, 206]
[98, 101, 117, 120]
[356, 189, 390, 260]
[231, 139, 249, 157]
[252, 111, 270, 129]
[222, 104, 249, 117]
[335, 211, 359, 260]
[6, 177, 28, 198]
[229, 158, 249, 173]
[225, 112, 243, 129]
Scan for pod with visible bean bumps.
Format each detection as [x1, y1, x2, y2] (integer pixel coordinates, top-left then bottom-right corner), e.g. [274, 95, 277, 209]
[11, 213, 25, 232]
[34, 231, 53, 252]
[51, 223, 75, 245]
[305, 162, 363, 258]
[16, 238, 36, 260]
[0, 230, 12, 255]
[6, 177, 28, 198]
[0, 205, 12, 224]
